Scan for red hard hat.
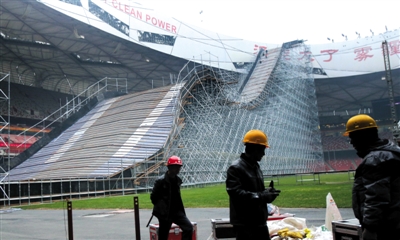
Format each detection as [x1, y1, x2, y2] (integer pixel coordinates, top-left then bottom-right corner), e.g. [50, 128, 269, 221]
[167, 156, 182, 166]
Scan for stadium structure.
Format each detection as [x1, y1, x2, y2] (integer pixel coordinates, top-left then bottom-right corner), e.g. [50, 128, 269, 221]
[0, 0, 399, 204]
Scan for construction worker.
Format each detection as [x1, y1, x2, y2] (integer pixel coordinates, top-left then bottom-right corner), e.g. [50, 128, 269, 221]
[344, 114, 400, 240]
[226, 129, 280, 240]
[150, 156, 193, 240]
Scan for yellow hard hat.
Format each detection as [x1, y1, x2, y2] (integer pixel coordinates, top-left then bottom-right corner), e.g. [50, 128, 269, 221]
[243, 129, 269, 147]
[343, 114, 378, 136]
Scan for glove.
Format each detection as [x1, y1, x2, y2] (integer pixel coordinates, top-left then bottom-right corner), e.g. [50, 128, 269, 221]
[362, 228, 377, 240]
[268, 180, 281, 193]
[259, 189, 279, 203]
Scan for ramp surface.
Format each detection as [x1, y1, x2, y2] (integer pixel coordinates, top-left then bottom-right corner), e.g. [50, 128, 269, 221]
[7, 84, 182, 181]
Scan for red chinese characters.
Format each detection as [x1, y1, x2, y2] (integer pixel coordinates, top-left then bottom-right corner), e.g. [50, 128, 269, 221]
[320, 49, 338, 62]
[298, 51, 314, 61]
[283, 49, 291, 60]
[389, 40, 400, 55]
[354, 47, 373, 61]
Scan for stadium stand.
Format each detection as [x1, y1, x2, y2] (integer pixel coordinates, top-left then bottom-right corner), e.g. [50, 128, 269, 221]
[326, 159, 357, 171]
[314, 161, 332, 172]
[0, 81, 77, 121]
[321, 135, 352, 151]
[354, 158, 363, 166]
[0, 134, 38, 155]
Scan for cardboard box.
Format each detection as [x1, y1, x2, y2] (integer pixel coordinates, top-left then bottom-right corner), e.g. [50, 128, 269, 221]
[332, 218, 362, 240]
[211, 214, 295, 240]
[149, 222, 197, 240]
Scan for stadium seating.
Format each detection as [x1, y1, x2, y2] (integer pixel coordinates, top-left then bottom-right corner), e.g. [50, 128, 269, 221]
[321, 135, 352, 151]
[326, 159, 357, 171]
[0, 81, 77, 121]
[354, 158, 363, 166]
[313, 161, 332, 172]
[0, 133, 38, 156]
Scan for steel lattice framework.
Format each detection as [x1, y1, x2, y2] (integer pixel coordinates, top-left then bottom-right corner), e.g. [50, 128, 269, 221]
[165, 42, 324, 184]
[0, 42, 325, 204]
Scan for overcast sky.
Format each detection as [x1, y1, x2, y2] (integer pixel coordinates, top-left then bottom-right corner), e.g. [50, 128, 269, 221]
[141, 0, 399, 45]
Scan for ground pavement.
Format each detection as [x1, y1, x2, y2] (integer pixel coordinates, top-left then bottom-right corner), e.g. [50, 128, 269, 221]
[0, 208, 355, 240]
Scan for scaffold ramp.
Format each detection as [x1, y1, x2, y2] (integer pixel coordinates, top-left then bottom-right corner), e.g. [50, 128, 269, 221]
[240, 47, 281, 106]
[166, 43, 324, 184]
[7, 84, 183, 181]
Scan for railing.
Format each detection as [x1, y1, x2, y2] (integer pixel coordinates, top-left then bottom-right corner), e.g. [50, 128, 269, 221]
[238, 49, 264, 94]
[296, 173, 320, 184]
[0, 170, 355, 205]
[16, 77, 127, 148]
[238, 47, 284, 109]
[263, 175, 280, 186]
[0, 166, 9, 199]
[0, 72, 11, 167]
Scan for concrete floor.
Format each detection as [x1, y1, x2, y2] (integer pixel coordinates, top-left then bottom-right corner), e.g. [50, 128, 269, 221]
[0, 207, 355, 240]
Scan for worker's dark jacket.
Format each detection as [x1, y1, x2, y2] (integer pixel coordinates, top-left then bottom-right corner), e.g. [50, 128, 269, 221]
[352, 139, 400, 234]
[226, 153, 268, 227]
[151, 172, 185, 221]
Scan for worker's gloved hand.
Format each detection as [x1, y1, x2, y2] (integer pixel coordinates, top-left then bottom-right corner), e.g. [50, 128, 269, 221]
[362, 228, 377, 240]
[259, 189, 279, 203]
[265, 187, 281, 194]
[268, 180, 281, 193]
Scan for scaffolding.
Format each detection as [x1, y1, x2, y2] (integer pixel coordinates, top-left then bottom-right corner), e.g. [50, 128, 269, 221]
[0, 71, 10, 204]
[0, 43, 325, 204]
[165, 41, 324, 184]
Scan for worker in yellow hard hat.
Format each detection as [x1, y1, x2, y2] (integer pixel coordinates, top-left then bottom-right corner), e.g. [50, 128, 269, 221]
[344, 114, 400, 240]
[226, 129, 280, 240]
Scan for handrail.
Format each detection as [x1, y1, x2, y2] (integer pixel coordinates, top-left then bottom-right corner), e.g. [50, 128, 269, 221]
[133, 161, 165, 185]
[0, 166, 9, 199]
[239, 47, 284, 109]
[238, 49, 264, 94]
[16, 77, 126, 148]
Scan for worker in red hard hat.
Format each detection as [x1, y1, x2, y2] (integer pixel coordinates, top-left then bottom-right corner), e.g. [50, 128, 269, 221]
[150, 156, 193, 240]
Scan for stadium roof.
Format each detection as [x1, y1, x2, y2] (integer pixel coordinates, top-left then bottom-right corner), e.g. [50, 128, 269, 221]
[0, 0, 189, 93]
[315, 69, 400, 114]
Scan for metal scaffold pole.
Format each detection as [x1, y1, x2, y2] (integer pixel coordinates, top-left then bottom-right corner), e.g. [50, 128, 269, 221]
[382, 40, 399, 143]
